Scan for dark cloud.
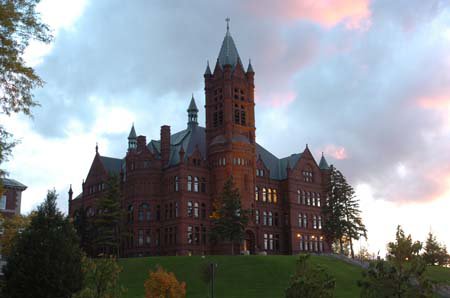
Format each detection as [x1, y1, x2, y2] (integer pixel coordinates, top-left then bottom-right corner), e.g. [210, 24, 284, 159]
[30, 0, 450, 203]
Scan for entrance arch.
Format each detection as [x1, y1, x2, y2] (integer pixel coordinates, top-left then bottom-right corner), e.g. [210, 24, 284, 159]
[243, 230, 255, 254]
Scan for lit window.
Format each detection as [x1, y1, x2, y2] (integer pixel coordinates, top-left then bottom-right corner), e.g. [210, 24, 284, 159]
[312, 193, 316, 206]
[255, 210, 260, 224]
[298, 213, 302, 227]
[187, 201, 193, 217]
[194, 202, 199, 218]
[297, 190, 301, 204]
[268, 189, 272, 203]
[263, 211, 267, 225]
[255, 186, 259, 201]
[307, 192, 311, 205]
[313, 215, 317, 229]
[187, 226, 193, 244]
[317, 194, 321, 207]
[194, 177, 199, 192]
[262, 188, 267, 202]
[318, 216, 322, 229]
[269, 234, 274, 250]
[264, 233, 268, 250]
[268, 212, 273, 226]
[303, 214, 308, 228]
[273, 189, 277, 203]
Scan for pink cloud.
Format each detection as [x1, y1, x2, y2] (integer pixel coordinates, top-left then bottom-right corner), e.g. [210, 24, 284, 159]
[255, 91, 296, 107]
[323, 144, 348, 160]
[248, 0, 371, 29]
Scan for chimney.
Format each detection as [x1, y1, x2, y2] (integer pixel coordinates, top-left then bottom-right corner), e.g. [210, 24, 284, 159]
[137, 135, 147, 151]
[160, 125, 171, 166]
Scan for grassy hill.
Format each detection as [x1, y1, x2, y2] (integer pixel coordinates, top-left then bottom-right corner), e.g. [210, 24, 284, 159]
[119, 255, 363, 298]
[118, 255, 450, 298]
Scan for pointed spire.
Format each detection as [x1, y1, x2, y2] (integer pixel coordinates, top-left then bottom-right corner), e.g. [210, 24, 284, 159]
[95, 142, 99, 154]
[187, 94, 198, 128]
[128, 123, 137, 150]
[204, 60, 212, 76]
[128, 123, 137, 139]
[68, 184, 73, 201]
[217, 18, 242, 69]
[247, 59, 254, 73]
[319, 152, 330, 170]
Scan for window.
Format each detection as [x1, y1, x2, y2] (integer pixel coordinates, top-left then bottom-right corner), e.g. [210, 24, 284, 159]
[127, 205, 134, 223]
[303, 169, 313, 182]
[264, 233, 268, 250]
[187, 226, 193, 244]
[274, 212, 279, 226]
[313, 215, 317, 229]
[255, 186, 259, 201]
[299, 235, 304, 251]
[302, 191, 306, 205]
[87, 207, 95, 217]
[169, 203, 173, 218]
[303, 214, 308, 228]
[138, 230, 144, 247]
[255, 210, 260, 224]
[241, 109, 246, 125]
[0, 195, 6, 210]
[317, 194, 321, 207]
[146, 230, 151, 246]
[194, 202, 199, 218]
[274, 234, 280, 251]
[187, 201, 193, 217]
[175, 176, 179, 192]
[269, 234, 274, 250]
[273, 189, 277, 203]
[262, 188, 267, 202]
[263, 211, 267, 225]
[307, 192, 311, 206]
[312, 193, 316, 206]
[138, 203, 150, 222]
[268, 189, 272, 203]
[202, 226, 207, 245]
[318, 216, 322, 229]
[268, 211, 273, 226]
[297, 190, 301, 204]
[194, 177, 199, 192]
[201, 178, 206, 193]
[201, 203, 206, 219]
[298, 213, 302, 227]
[195, 226, 200, 245]
[187, 176, 192, 192]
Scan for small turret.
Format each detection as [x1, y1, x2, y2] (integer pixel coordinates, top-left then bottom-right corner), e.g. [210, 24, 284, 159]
[68, 184, 73, 201]
[204, 60, 212, 76]
[319, 153, 330, 170]
[187, 94, 199, 128]
[128, 123, 137, 151]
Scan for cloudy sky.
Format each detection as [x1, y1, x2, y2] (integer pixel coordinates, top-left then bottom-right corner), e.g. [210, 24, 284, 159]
[2, 0, 450, 255]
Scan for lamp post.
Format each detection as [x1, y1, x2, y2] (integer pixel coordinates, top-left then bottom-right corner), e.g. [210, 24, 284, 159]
[210, 262, 218, 298]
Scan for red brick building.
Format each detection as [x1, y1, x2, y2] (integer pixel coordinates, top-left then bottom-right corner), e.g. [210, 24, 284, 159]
[0, 178, 27, 218]
[69, 24, 331, 256]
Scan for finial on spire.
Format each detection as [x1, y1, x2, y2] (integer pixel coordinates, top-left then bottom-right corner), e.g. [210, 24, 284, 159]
[226, 17, 230, 32]
[95, 142, 98, 153]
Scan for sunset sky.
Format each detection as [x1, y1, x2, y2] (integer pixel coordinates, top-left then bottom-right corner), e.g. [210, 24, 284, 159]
[1, 0, 449, 256]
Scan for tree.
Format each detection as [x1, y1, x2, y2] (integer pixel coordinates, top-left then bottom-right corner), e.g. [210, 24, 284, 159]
[358, 226, 433, 297]
[322, 165, 366, 257]
[0, 0, 52, 182]
[92, 175, 123, 257]
[144, 266, 186, 298]
[0, 213, 31, 258]
[285, 254, 335, 298]
[1, 190, 83, 298]
[210, 176, 250, 255]
[73, 207, 96, 257]
[73, 255, 125, 298]
[422, 232, 449, 266]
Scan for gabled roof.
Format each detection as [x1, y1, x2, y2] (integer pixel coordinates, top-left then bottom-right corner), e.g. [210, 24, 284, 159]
[1, 178, 27, 190]
[99, 156, 123, 175]
[217, 28, 243, 69]
[256, 143, 302, 180]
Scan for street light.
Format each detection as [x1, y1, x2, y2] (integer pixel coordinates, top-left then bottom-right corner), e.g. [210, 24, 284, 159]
[210, 263, 218, 298]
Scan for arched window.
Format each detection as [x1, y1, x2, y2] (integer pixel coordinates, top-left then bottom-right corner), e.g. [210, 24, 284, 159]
[127, 205, 134, 223]
[303, 214, 308, 228]
[175, 176, 179, 192]
[307, 192, 311, 205]
[273, 189, 277, 204]
[268, 211, 273, 226]
[194, 202, 199, 218]
[313, 215, 317, 229]
[262, 188, 267, 202]
[263, 211, 267, 225]
[255, 186, 259, 201]
[268, 189, 272, 203]
[317, 194, 321, 207]
[312, 192, 316, 206]
[187, 176, 192, 192]
[194, 177, 199, 192]
[318, 216, 322, 229]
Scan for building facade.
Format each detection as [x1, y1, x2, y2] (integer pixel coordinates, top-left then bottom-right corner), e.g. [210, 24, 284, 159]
[69, 25, 332, 256]
[0, 178, 26, 218]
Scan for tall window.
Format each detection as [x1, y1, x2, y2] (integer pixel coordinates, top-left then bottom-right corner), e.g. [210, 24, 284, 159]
[255, 210, 260, 224]
[187, 226, 193, 244]
[0, 195, 6, 210]
[138, 203, 150, 222]
[175, 202, 179, 217]
[273, 189, 277, 203]
[318, 216, 322, 229]
[262, 188, 267, 202]
[138, 230, 144, 247]
[263, 211, 267, 225]
[302, 191, 306, 205]
[299, 235, 304, 251]
[145, 230, 151, 246]
[269, 234, 274, 250]
[194, 202, 199, 218]
[312, 193, 316, 206]
[195, 227, 200, 245]
[268, 189, 272, 203]
[268, 211, 273, 226]
[174, 176, 179, 192]
[202, 227, 207, 245]
[255, 186, 259, 201]
[317, 194, 321, 207]
[187, 176, 192, 192]
[194, 177, 199, 192]
[264, 234, 268, 250]
[201, 178, 206, 193]
[303, 214, 308, 228]
[313, 215, 317, 229]
[297, 190, 301, 204]
[156, 205, 160, 221]
[298, 213, 302, 227]
[127, 205, 134, 223]
[274, 212, 279, 226]
[187, 201, 193, 217]
[307, 192, 311, 205]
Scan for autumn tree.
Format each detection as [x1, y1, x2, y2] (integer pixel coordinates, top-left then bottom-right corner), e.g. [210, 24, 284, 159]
[0, 0, 53, 178]
[1, 190, 83, 298]
[92, 175, 123, 256]
[0, 213, 31, 258]
[322, 165, 366, 257]
[73, 255, 125, 298]
[144, 266, 186, 298]
[285, 254, 335, 298]
[422, 232, 449, 266]
[210, 176, 250, 255]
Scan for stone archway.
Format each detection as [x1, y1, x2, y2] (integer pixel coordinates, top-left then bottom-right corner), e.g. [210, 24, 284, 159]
[243, 230, 255, 254]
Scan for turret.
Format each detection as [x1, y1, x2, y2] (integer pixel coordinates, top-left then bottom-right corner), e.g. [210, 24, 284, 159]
[128, 124, 137, 151]
[187, 94, 199, 128]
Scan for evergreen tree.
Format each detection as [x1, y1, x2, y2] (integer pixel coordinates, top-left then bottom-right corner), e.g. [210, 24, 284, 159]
[93, 175, 123, 257]
[2, 190, 83, 298]
[422, 232, 449, 266]
[210, 177, 250, 255]
[73, 207, 96, 257]
[285, 254, 335, 298]
[322, 165, 366, 257]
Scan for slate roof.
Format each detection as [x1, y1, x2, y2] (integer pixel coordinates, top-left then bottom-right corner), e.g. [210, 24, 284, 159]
[319, 154, 330, 170]
[217, 28, 243, 69]
[256, 143, 302, 180]
[99, 156, 123, 175]
[128, 124, 137, 139]
[1, 178, 27, 190]
[188, 96, 198, 112]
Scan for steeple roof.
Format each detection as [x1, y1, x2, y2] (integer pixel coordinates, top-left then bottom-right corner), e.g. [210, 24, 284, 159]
[319, 153, 330, 170]
[187, 95, 198, 112]
[204, 61, 212, 75]
[217, 20, 242, 69]
[128, 124, 136, 139]
[247, 59, 254, 73]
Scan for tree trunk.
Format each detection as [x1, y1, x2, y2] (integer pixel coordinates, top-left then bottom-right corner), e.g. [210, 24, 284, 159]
[349, 237, 354, 259]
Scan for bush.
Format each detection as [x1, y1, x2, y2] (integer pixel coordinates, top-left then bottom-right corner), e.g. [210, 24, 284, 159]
[144, 266, 186, 298]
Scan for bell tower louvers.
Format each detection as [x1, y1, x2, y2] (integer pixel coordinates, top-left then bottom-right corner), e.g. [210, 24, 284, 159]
[204, 21, 256, 209]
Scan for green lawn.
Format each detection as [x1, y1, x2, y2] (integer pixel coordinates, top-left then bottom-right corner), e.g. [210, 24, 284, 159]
[426, 265, 450, 285]
[119, 255, 363, 298]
